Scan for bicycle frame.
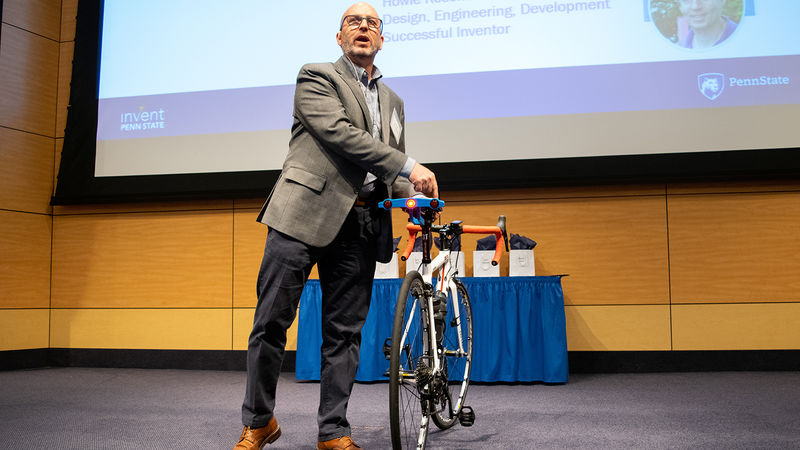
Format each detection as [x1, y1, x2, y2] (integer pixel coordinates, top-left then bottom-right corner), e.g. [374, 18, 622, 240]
[397, 213, 506, 381]
[406, 244, 462, 378]
[401, 219, 504, 411]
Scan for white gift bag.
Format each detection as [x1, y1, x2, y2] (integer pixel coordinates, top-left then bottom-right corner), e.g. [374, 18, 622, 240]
[472, 250, 500, 277]
[374, 253, 399, 279]
[405, 252, 424, 274]
[508, 249, 535, 276]
[444, 251, 467, 277]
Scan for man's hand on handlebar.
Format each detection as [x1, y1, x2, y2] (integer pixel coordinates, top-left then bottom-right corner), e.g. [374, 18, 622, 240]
[409, 162, 439, 199]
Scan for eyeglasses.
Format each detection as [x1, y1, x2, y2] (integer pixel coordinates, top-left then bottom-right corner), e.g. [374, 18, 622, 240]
[340, 15, 383, 33]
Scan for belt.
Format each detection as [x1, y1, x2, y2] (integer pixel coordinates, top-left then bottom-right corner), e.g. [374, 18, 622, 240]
[355, 192, 381, 207]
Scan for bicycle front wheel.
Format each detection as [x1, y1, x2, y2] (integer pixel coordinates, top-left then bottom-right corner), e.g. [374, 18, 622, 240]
[431, 278, 473, 430]
[389, 271, 431, 450]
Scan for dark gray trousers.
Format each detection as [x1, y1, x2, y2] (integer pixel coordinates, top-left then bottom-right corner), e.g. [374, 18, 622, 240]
[242, 207, 378, 441]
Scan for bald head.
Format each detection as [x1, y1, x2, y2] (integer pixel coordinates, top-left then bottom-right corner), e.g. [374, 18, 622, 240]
[341, 2, 379, 26]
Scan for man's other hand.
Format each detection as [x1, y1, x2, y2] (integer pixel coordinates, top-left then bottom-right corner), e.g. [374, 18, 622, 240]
[409, 162, 439, 199]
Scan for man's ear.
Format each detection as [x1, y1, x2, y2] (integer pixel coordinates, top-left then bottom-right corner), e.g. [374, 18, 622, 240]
[336, 31, 342, 47]
[378, 35, 384, 51]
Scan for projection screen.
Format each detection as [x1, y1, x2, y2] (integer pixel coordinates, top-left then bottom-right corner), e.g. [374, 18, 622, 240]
[54, 0, 800, 202]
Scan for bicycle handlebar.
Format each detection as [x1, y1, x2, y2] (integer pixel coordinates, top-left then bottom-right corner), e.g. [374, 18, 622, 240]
[380, 197, 509, 266]
[401, 221, 507, 266]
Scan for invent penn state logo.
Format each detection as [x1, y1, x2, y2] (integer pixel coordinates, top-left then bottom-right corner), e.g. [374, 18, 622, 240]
[698, 73, 726, 100]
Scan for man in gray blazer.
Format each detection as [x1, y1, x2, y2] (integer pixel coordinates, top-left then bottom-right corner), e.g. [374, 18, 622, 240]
[235, 3, 438, 449]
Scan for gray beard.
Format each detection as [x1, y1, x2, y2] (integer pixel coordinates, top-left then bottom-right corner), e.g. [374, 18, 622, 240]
[342, 41, 379, 60]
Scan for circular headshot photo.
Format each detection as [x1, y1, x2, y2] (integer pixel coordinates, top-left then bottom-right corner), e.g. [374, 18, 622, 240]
[650, 0, 743, 49]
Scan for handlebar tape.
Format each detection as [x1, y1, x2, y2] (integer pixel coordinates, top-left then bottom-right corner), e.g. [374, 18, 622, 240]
[401, 223, 505, 266]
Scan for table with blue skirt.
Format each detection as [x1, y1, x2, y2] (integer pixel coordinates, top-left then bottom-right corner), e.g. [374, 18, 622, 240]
[295, 276, 568, 383]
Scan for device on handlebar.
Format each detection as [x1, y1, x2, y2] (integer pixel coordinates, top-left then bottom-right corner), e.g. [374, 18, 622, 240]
[380, 197, 444, 226]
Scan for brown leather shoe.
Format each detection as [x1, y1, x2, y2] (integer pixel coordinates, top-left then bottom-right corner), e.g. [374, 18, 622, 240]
[233, 417, 281, 449]
[317, 435, 361, 450]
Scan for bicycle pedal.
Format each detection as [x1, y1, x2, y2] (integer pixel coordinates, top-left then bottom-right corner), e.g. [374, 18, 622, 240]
[458, 406, 475, 427]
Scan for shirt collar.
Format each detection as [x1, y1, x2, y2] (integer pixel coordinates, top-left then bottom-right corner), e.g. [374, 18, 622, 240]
[343, 56, 382, 88]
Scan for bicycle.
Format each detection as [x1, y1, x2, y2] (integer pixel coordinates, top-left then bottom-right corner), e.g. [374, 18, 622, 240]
[379, 197, 508, 450]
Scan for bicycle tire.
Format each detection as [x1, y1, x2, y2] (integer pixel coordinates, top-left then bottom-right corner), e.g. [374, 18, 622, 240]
[389, 271, 431, 450]
[431, 278, 473, 430]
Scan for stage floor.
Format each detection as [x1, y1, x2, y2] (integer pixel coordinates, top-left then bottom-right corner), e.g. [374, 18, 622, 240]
[1, 368, 798, 449]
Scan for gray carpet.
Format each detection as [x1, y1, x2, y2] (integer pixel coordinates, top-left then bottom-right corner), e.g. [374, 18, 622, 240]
[1, 368, 798, 449]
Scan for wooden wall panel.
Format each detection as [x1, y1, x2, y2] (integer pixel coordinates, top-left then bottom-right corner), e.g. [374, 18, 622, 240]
[234, 198, 264, 209]
[565, 305, 671, 351]
[0, 210, 51, 309]
[52, 210, 233, 308]
[0, 23, 59, 136]
[0, 309, 50, 350]
[55, 41, 73, 138]
[60, 0, 79, 42]
[0, 127, 55, 214]
[669, 192, 800, 303]
[1, 0, 61, 41]
[233, 208, 267, 308]
[673, 303, 800, 350]
[436, 196, 669, 305]
[54, 138, 63, 195]
[33, 180, 800, 353]
[50, 309, 232, 350]
[667, 179, 800, 195]
[53, 199, 232, 215]
[443, 185, 666, 202]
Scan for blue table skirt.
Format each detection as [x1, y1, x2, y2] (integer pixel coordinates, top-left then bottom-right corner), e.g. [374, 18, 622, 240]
[296, 276, 568, 383]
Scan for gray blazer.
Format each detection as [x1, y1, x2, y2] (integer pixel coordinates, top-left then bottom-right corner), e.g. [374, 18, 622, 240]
[257, 56, 416, 262]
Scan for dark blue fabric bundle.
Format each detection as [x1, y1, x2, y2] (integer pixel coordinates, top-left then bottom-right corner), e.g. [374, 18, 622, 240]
[510, 233, 536, 249]
[475, 235, 496, 250]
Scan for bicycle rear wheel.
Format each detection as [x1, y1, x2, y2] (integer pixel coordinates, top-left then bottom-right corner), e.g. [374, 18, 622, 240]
[389, 271, 432, 450]
[431, 278, 473, 429]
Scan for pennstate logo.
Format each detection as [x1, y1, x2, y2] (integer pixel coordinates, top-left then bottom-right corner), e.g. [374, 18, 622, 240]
[698, 73, 725, 100]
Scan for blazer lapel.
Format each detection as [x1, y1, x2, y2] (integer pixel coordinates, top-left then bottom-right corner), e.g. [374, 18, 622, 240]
[378, 82, 391, 144]
[334, 57, 372, 132]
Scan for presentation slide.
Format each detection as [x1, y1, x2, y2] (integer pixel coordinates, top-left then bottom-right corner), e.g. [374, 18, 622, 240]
[95, 0, 799, 177]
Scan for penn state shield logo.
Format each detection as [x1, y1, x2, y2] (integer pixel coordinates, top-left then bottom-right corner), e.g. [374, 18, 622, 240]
[698, 73, 725, 100]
